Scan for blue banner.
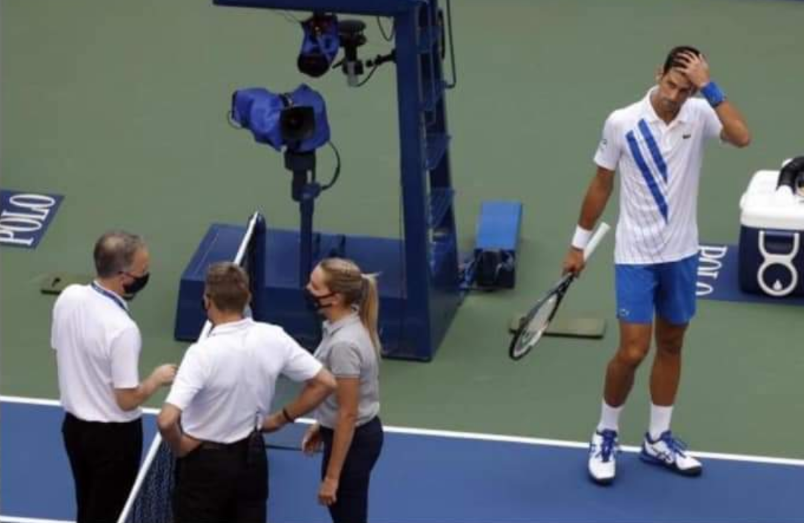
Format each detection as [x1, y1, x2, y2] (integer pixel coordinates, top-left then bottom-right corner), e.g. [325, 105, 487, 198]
[0, 190, 64, 249]
[697, 243, 804, 306]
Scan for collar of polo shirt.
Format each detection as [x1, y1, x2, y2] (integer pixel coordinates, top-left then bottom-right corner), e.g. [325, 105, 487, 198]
[91, 280, 129, 313]
[208, 317, 252, 336]
[644, 87, 693, 126]
[322, 311, 360, 336]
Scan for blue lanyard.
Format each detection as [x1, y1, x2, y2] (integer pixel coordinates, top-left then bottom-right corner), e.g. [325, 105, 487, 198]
[91, 282, 129, 315]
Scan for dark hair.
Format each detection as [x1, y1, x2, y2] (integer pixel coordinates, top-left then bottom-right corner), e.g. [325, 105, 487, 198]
[205, 262, 251, 313]
[93, 231, 146, 278]
[662, 46, 702, 75]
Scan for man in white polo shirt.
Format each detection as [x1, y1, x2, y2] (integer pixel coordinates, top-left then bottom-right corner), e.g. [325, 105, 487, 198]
[52, 231, 177, 523]
[562, 46, 751, 485]
[158, 262, 335, 523]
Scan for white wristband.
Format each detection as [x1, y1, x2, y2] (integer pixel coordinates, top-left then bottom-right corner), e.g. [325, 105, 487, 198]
[571, 225, 593, 250]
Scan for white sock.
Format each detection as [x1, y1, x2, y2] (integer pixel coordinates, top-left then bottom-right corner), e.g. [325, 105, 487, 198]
[596, 400, 623, 433]
[649, 403, 674, 440]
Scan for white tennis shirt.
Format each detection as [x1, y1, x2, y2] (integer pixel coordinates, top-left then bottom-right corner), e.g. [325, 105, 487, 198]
[594, 87, 723, 264]
[51, 283, 142, 422]
[165, 318, 322, 444]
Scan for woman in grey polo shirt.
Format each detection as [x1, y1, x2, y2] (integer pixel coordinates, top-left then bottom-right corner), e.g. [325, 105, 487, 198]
[302, 257, 383, 523]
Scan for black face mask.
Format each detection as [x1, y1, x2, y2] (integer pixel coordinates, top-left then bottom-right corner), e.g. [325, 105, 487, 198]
[123, 273, 150, 300]
[304, 288, 335, 312]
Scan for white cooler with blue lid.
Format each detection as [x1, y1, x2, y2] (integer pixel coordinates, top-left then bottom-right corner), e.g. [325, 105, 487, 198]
[738, 169, 804, 297]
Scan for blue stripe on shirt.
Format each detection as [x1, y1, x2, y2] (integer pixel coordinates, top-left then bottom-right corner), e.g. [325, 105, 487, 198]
[626, 130, 669, 223]
[637, 119, 668, 182]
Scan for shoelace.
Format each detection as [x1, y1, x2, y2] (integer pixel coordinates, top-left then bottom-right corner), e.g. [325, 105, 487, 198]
[593, 431, 618, 462]
[658, 431, 689, 458]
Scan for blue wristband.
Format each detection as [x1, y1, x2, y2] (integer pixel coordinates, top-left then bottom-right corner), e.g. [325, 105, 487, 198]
[701, 81, 725, 108]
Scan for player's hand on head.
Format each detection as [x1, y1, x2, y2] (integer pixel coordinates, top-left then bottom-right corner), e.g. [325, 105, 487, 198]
[676, 51, 711, 89]
[562, 248, 586, 276]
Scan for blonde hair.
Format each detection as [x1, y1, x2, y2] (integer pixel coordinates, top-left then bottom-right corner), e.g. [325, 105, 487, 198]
[318, 258, 381, 354]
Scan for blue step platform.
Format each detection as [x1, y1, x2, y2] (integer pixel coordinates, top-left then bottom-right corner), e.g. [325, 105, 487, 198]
[473, 201, 523, 288]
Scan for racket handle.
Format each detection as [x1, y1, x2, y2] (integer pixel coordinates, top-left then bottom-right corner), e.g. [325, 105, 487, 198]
[583, 222, 611, 261]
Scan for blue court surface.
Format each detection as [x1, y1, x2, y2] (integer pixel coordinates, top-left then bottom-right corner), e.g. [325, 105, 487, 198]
[2, 397, 803, 523]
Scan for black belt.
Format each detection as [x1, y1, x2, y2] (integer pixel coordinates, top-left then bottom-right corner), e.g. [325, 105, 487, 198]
[198, 431, 260, 451]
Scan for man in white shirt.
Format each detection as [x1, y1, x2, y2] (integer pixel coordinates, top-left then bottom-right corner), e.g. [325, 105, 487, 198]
[52, 231, 176, 523]
[158, 262, 336, 523]
[562, 46, 751, 485]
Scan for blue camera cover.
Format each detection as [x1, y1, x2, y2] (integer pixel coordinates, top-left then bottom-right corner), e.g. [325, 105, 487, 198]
[298, 14, 340, 78]
[231, 84, 330, 153]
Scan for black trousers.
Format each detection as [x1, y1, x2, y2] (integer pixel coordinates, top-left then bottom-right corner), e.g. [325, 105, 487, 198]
[61, 412, 143, 523]
[173, 432, 268, 523]
[321, 417, 384, 523]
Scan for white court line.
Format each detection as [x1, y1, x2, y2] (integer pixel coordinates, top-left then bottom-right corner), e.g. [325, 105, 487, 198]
[0, 395, 159, 414]
[1, 396, 60, 407]
[0, 516, 73, 523]
[4, 394, 804, 468]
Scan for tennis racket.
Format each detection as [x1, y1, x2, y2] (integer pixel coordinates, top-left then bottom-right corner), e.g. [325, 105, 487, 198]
[509, 222, 611, 361]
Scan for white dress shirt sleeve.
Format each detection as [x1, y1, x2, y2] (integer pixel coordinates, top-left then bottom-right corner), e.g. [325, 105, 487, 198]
[279, 331, 323, 382]
[165, 345, 207, 411]
[110, 325, 142, 389]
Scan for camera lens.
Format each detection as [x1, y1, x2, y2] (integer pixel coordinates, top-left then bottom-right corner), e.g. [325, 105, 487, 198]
[285, 114, 302, 131]
[281, 107, 315, 142]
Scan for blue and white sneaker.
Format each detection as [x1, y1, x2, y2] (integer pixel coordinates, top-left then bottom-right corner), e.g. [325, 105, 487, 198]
[588, 429, 619, 485]
[640, 430, 703, 476]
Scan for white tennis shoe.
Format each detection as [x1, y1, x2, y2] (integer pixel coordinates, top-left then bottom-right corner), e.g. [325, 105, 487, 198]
[640, 430, 703, 476]
[588, 429, 619, 485]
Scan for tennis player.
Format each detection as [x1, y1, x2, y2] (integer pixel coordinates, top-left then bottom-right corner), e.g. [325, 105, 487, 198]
[562, 46, 751, 484]
[157, 262, 336, 523]
[301, 258, 384, 523]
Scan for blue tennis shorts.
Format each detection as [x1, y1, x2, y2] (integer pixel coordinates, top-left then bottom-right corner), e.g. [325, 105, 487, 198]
[615, 255, 699, 325]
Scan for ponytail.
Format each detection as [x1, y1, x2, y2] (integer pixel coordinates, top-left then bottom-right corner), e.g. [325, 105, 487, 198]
[359, 273, 381, 355]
